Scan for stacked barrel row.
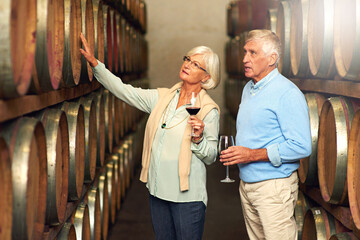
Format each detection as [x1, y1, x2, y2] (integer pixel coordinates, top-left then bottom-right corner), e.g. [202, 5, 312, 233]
[226, 0, 360, 81]
[0, 87, 147, 240]
[0, 0, 148, 99]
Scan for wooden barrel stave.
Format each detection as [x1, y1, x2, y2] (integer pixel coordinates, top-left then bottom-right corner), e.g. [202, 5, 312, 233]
[62, 0, 82, 87]
[85, 186, 101, 240]
[298, 93, 325, 186]
[103, 89, 114, 153]
[0, 0, 36, 99]
[31, 0, 65, 93]
[117, 146, 127, 201]
[318, 97, 354, 205]
[111, 153, 122, 211]
[73, 203, 91, 240]
[265, 8, 277, 33]
[79, 96, 97, 183]
[33, 108, 70, 226]
[0, 137, 12, 240]
[290, 0, 310, 77]
[97, 171, 109, 240]
[333, 0, 360, 81]
[60, 101, 85, 201]
[80, 0, 95, 83]
[90, 91, 106, 167]
[106, 160, 117, 225]
[302, 207, 337, 240]
[93, 0, 105, 63]
[1, 117, 47, 240]
[347, 108, 360, 229]
[56, 222, 76, 240]
[294, 190, 311, 240]
[276, 0, 292, 77]
[330, 232, 360, 240]
[308, 0, 336, 78]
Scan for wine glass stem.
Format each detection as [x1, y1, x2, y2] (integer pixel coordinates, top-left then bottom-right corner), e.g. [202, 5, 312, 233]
[226, 166, 230, 178]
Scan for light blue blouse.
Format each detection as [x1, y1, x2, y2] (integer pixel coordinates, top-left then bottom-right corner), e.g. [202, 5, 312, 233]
[92, 61, 219, 205]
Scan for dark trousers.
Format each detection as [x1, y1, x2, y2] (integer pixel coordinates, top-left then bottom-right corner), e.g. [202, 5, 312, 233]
[149, 195, 206, 240]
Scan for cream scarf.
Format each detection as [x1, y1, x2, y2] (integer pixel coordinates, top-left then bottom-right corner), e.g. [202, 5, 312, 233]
[139, 82, 220, 191]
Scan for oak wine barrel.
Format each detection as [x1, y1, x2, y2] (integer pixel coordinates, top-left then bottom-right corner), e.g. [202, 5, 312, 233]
[227, 0, 269, 37]
[117, 14, 125, 74]
[307, 0, 336, 78]
[106, 160, 117, 224]
[112, 95, 121, 145]
[294, 190, 311, 240]
[106, 7, 115, 73]
[102, 4, 109, 68]
[62, 0, 82, 87]
[330, 232, 360, 240]
[113, 10, 119, 75]
[318, 97, 354, 205]
[290, 0, 310, 77]
[0, 137, 12, 240]
[298, 93, 325, 186]
[56, 222, 77, 240]
[31, 0, 65, 93]
[90, 91, 106, 167]
[117, 146, 127, 200]
[302, 207, 342, 240]
[139, 0, 147, 33]
[103, 89, 114, 153]
[265, 8, 277, 33]
[80, 0, 95, 83]
[73, 203, 91, 240]
[93, 0, 105, 63]
[1, 117, 47, 240]
[79, 96, 97, 183]
[97, 171, 110, 240]
[333, 0, 360, 81]
[85, 187, 101, 240]
[0, 0, 36, 99]
[276, 0, 292, 77]
[33, 108, 70, 226]
[60, 101, 85, 201]
[347, 108, 360, 229]
[111, 153, 122, 211]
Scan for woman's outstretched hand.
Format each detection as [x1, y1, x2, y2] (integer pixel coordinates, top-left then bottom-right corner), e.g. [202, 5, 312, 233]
[79, 32, 98, 67]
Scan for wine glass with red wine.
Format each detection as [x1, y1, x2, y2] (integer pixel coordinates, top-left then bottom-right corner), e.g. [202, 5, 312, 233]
[219, 135, 235, 183]
[185, 92, 201, 137]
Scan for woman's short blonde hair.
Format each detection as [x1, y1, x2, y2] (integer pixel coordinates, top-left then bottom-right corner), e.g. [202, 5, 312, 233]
[187, 46, 220, 90]
[246, 29, 281, 66]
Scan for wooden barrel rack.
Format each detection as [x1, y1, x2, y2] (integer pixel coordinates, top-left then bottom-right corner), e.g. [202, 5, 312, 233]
[0, 0, 148, 239]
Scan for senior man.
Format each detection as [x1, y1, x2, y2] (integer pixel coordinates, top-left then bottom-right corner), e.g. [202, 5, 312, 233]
[220, 29, 311, 240]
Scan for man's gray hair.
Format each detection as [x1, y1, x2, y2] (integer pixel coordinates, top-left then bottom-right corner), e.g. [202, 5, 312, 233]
[246, 29, 281, 66]
[187, 46, 220, 90]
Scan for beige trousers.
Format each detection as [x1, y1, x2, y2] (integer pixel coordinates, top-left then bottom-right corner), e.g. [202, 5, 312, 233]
[239, 172, 298, 240]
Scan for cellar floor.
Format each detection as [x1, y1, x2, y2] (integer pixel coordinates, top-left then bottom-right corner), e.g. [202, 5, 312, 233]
[107, 159, 248, 240]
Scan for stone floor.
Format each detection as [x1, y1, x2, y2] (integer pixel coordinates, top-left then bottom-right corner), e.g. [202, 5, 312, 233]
[107, 159, 249, 240]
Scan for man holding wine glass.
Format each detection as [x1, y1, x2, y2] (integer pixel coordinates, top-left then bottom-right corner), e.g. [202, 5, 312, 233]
[80, 33, 220, 240]
[220, 29, 311, 240]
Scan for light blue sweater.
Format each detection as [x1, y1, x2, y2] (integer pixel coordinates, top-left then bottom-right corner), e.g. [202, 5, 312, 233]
[236, 68, 311, 183]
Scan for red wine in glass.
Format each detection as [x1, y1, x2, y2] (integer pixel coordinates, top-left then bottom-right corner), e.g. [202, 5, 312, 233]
[186, 107, 200, 115]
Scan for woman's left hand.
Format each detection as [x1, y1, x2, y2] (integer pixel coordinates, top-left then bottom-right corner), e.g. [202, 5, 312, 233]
[188, 116, 205, 139]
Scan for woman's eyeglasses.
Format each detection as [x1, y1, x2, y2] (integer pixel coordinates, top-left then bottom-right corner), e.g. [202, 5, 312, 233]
[183, 56, 208, 73]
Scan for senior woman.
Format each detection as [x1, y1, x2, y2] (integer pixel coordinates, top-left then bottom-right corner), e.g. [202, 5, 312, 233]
[80, 33, 220, 240]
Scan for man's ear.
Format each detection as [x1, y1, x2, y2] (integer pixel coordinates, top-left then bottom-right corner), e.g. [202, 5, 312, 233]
[269, 53, 278, 66]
